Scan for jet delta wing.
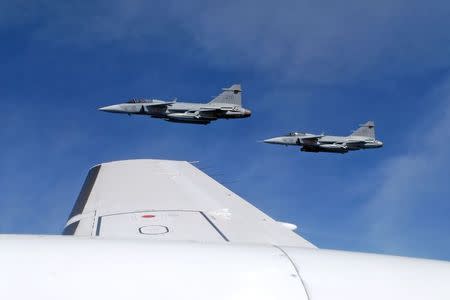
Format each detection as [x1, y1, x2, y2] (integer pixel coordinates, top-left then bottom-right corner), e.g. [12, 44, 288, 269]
[99, 84, 251, 125]
[264, 121, 383, 154]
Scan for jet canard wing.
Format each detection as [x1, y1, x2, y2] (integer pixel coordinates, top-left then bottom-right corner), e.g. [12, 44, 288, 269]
[63, 159, 315, 248]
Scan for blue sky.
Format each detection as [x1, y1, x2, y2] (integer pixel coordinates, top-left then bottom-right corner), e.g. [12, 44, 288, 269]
[1, 0, 449, 260]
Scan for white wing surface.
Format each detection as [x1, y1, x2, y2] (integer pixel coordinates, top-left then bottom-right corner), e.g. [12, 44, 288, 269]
[64, 159, 315, 248]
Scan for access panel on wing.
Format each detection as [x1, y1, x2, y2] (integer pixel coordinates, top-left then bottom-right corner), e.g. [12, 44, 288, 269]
[95, 210, 228, 242]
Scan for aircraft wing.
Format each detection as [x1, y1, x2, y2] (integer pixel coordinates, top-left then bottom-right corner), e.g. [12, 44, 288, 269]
[187, 108, 223, 118]
[344, 140, 366, 146]
[188, 107, 239, 118]
[196, 108, 223, 115]
[199, 106, 239, 112]
[345, 139, 366, 144]
[63, 159, 315, 248]
[199, 107, 222, 112]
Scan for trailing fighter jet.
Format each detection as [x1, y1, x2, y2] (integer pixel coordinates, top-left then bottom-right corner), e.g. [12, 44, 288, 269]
[99, 84, 251, 124]
[264, 121, 383, 153]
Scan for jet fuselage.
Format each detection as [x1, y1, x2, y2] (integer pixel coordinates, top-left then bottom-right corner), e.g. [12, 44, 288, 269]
[100, 102, 251, 124]
[99, 84, 251, 124]
[264, 132, 383, 153]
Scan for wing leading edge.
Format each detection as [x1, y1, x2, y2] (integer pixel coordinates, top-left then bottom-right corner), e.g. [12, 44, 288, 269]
[64, 159, 315, 248]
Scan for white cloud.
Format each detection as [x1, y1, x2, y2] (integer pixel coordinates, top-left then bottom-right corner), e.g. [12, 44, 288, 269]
[169, 0, 450, 83]
[359, 76, 450, 256]
[3, 1, 449, 84]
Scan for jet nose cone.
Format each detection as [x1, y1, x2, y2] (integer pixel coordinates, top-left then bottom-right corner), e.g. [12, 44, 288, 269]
[98, 104, 123, 113]
[263, 137, 283, 144]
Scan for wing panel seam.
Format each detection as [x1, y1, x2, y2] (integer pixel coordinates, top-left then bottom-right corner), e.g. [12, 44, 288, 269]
[199, 211, 230, 242]
[274, 245, 311, 300]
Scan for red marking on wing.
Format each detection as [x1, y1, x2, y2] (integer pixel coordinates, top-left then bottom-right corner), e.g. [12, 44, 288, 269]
[142, 214, 156, 218]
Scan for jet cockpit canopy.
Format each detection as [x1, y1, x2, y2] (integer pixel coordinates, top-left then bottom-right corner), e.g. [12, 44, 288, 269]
[287, 132, 303, 136]
[127, 99, 151, 104]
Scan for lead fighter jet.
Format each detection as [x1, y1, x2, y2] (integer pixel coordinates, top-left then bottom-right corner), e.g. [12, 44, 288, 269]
[264, 121, 383, 153]
[99, 84, 251, 124]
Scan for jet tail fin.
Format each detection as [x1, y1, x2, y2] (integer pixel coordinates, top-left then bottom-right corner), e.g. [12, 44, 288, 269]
[208, 84, 242, 106]
[350, 121, 376, 138]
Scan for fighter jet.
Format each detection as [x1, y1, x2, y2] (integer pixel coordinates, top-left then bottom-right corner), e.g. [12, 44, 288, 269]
[264, 121, 383, 153]
[99, 84, 251, 124]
